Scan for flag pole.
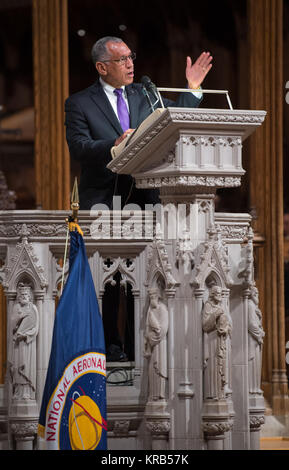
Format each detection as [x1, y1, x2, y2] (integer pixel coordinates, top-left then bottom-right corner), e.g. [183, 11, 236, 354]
[60, 178, 79, 295]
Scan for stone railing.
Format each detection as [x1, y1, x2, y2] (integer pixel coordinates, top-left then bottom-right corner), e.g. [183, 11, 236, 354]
[0, 208, 264, 450]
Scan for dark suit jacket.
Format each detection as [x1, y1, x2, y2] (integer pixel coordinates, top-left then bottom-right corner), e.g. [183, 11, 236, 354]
[65, 79, 202, 209]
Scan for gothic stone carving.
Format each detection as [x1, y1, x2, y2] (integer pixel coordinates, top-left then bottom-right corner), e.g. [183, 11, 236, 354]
[112, 420, 130, 437]
[102, 257, 136, 291]
[249, 414, 265, 431]
[9, 284, 39, 400]
[202, 286, 232, 400]
[144, 288, 169, 401]
[248, 284, 265, 396]
[146, 419, 170, 437]
[193, 225, 234, 290]
[146, 224, 178, 293]
[202, 419, 233, 437]
[2, 224, 48, 291]
[10, 421, 38, 441]
[176, 229, 194, 275]
[137, 175, 241, 190]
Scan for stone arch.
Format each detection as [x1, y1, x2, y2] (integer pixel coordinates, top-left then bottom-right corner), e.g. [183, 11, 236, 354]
[205, 270, 222, 289]
[102, 270, 135, 361]
[149, 272, 166, 296]
[202, 270, 224, 305]
[102, 257, 137, 293]
[3, 229, 48, 295]
[14, 273, 36, 296]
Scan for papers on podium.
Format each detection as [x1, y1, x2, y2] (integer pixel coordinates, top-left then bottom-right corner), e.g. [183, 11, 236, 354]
[110, 108, 166, 160]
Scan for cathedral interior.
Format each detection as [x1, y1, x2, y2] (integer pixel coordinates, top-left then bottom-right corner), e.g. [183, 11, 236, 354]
[0, 0, 289, 450]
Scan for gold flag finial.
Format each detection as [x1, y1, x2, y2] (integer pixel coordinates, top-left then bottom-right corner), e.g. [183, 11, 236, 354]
[71, 177, 79, 222]
[67, 178, 83, 235]
[61, 178, 82, 295]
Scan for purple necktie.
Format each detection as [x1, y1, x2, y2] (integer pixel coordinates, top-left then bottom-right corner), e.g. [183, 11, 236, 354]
[114, 88, 130, 132]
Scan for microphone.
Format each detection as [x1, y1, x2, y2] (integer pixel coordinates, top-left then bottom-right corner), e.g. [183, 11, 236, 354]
[141, 76, 164, 111]
[141, 75, 158, 96]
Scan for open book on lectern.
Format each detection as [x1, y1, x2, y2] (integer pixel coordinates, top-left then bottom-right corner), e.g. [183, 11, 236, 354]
[110, 108, 166, 160]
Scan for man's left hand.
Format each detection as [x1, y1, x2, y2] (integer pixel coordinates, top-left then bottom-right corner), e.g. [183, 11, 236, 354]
[186, 52, 213, 90]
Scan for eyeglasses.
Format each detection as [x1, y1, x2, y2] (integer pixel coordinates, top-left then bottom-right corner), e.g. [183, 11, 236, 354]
[102, 52, 136, 65]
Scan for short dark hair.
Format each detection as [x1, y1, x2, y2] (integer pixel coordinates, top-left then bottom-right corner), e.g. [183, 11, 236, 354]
[91, 36, 123, 64]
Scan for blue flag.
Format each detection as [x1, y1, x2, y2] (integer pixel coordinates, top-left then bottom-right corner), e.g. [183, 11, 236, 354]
[38, 225, 107, 450]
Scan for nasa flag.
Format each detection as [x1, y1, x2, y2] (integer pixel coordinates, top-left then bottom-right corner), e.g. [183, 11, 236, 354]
[38, 224, 107, 450]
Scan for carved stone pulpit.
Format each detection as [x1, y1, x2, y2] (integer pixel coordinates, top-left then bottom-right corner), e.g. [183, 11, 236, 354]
[108, 107, 266, 450]
[0, 108, 267, 451]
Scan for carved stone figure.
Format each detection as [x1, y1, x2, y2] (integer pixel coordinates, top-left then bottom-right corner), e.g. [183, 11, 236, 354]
[248, 285, 265, 395]
[202, 285, 232, 399]
[10, 283, 39, 400]
[144, 288, 169, 401]
[176, 229, 194, 275]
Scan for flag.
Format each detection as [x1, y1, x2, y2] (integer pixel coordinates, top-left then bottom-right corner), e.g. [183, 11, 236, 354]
[38, 223, 107, 450]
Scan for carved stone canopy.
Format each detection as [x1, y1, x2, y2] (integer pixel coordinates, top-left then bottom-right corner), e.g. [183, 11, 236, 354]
[2, 224, 48, 293]
[193, 224, 234, 290]
[145, 224, 178, 293]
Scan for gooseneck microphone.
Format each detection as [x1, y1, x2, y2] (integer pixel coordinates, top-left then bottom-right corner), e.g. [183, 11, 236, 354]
[141, 75, 158, 95]
[141, 75, 164, 111]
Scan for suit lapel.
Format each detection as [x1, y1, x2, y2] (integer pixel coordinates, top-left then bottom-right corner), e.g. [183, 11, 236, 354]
[126, 85, 141, 129]
[90, 81, 142, 133]
[90, 81, 123, 135]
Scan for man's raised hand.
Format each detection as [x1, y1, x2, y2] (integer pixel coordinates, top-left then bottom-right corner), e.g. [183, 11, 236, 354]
[186, 52, 213, 90]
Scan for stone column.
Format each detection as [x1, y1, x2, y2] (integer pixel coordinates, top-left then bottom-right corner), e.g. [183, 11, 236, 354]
[107, 107, 266, 449]
[248, 0, 289, 415]
[32, 0, 70, 210]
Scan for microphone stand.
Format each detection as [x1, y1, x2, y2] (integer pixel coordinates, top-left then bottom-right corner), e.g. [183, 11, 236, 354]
[142, 86, 158, 113]
[155, 88, 165, 108]
[148, 84, 165, 109]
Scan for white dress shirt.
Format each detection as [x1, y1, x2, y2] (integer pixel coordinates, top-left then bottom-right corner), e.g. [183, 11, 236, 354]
[99, 77, 129, 120]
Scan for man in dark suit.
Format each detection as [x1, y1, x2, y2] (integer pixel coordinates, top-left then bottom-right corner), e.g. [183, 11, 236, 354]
[65, 36, 213, 211]
[65, 37, 213, 361]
